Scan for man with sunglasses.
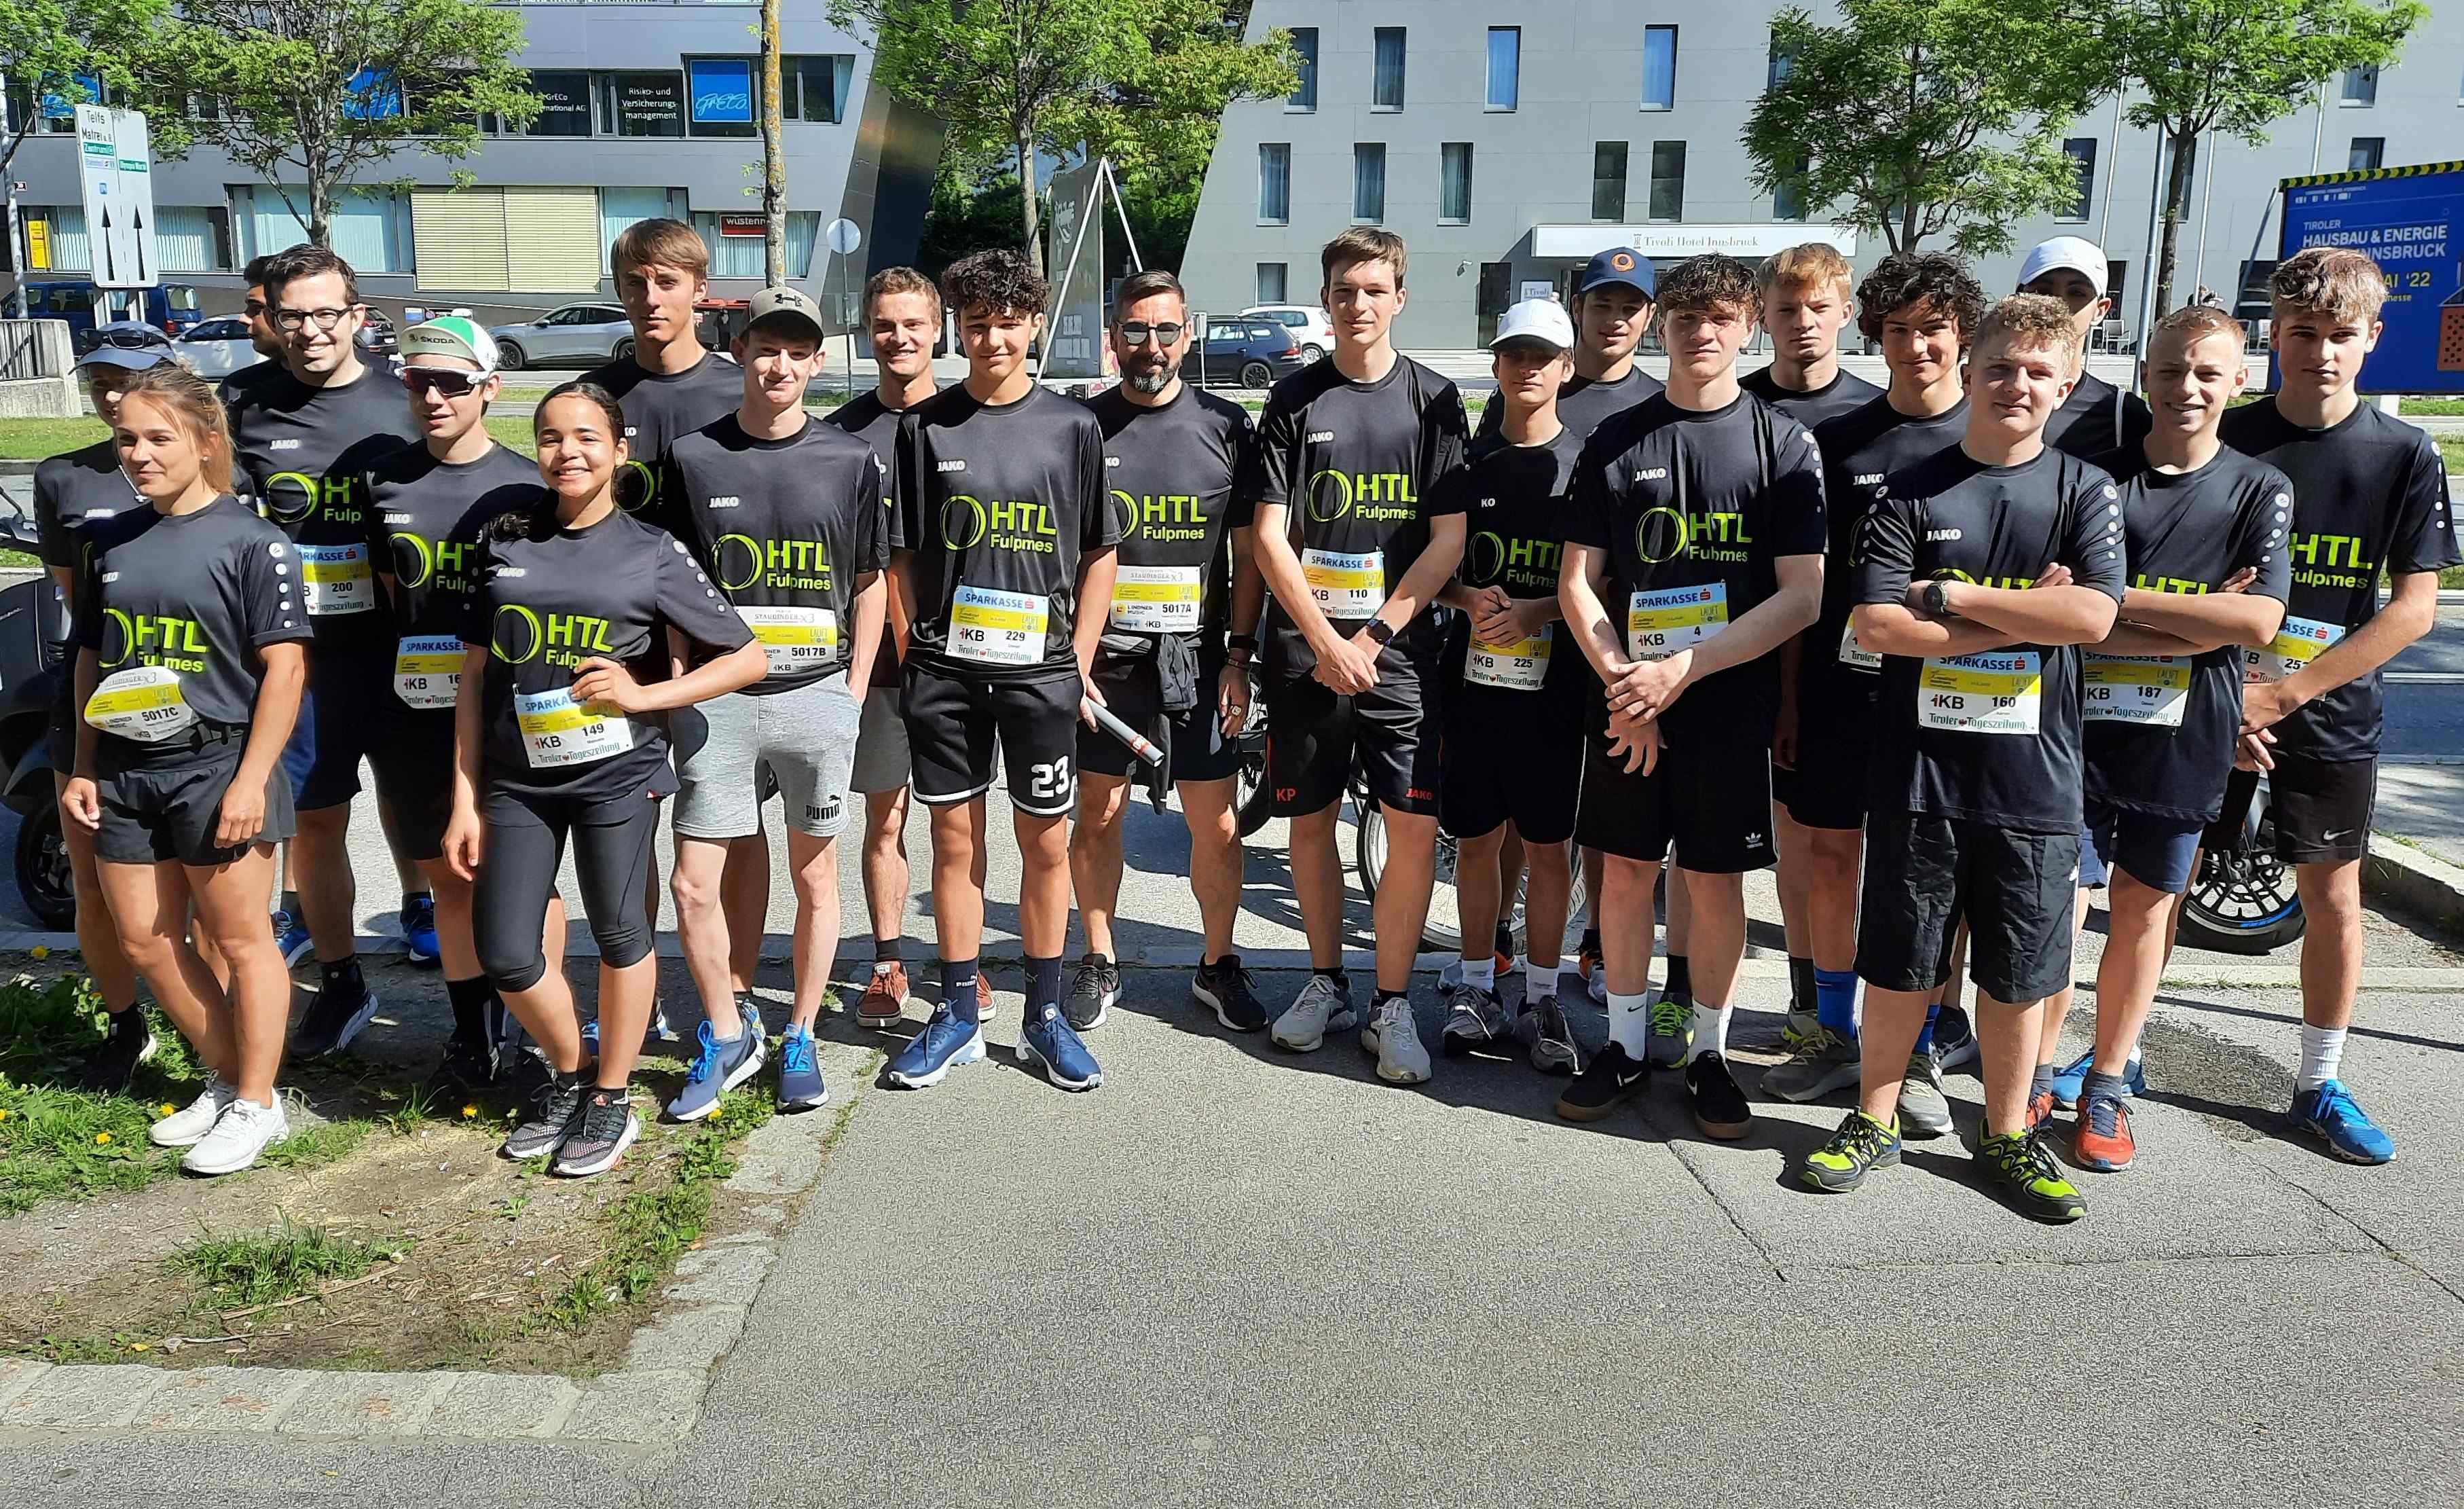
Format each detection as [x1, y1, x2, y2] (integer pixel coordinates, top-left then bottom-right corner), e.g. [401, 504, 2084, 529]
[1066, 271, 1267, 1034]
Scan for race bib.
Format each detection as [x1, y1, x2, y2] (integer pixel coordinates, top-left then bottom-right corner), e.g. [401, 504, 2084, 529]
[949, 584, 1048, 667]
[2083, 653, 2189, 729]
[1917, 651, 2042, 735]
[515, 686, 636, 769]
[738, 605, 839, 678]
[299, 542, 375, 617]
[1109, 564, 1204, 632]
[1628, 583, 1728, 662]
[84, 664, 196, 744]
[1837, 617, 1882, 672]
[1467, 620, 1551, 691]
[393, 634, 464, 710]
[1303, 548, 1386, 619]
[2245, 614, 2346, 683]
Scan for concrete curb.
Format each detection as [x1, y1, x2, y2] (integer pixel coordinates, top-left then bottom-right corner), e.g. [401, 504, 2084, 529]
[2364, 831, 2464, 933]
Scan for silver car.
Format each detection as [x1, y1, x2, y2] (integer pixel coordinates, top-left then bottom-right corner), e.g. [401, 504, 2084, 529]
[488, 302, 635, 371]
[169, 316, 268, 380]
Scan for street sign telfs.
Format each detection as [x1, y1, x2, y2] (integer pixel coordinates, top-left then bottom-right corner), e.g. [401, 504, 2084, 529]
[76, 105, 158, 289]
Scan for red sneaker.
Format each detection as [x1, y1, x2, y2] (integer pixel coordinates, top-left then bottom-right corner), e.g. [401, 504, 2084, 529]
[857, 962, 910, 1029]
[2073, 1092, 2136, 1172]
[2026, 1088, 2057, 1135]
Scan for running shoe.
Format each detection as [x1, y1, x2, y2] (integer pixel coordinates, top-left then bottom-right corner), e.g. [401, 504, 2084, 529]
[424, 1032, 498, 1099]
[401, 894, 440, 968]
[1437, 981, 1505, 1057]
[2074, 1088, 2135, 1172]
[1556, 1040, 1647, 1122]
[289, 977, 380, 1059]
[79, 1008, 157, 1094]
[1066, 955, 1120, 1032]
[1801, 1110, 1901, 1193]
[1932, 1004, 1978, 1071]
[2290, 1079, 2395, 1165]
[1976, 1130, 2087, 1222]
[884, 1004, 985, 1089]
[2051, 1050, 2146, 1111]
[1193, 955, 1269, 1032]
[149, 1076, 237, 1148]
[976, 972, 997, 1019]
[1645, 994, 1691, 1070]
[1685, 1051, 1752, 1141]
[1270, 975, 1357, 1052]
[500, 1038, 553, 1108]
[776, 1025, 828, 1111]
[1577, 940, 1608, 1004]
[1763, 1023, 1861, 1103]
[1778, 1006, 1820, 1055]
[857, 961, 911, 1028]
[181, 1095, 289, 1176]
[553, 1088, 640, 1177]
[1361, 996, 1432, 1085]
[1518, 995, 1581, 1076]
[665, 1019, 766, 1122]
[2027, 1088, 2057, 1135]
[1897, 1046, 1953, 1140]
[272, 907, 312, 968]
[502, 1074, 589, 1160]
[1018, 1003, 1104, 1091]
[582, 1001, 678, 1057]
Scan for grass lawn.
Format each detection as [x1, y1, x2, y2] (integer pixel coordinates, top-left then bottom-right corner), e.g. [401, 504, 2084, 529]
[2402, 398, 2464, 416]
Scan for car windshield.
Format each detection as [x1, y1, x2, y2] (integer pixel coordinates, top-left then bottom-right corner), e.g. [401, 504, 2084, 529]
[164, 285, 199, 312]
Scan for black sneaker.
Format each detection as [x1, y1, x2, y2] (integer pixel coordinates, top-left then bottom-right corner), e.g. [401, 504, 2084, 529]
[290, 975, 380, 1058]
[1932, 1003, 1978, 1072]
[1192, 955, 1268, 1032]
[552, 1087, 640, 1178]
[502, 1073, 588, 1160]
[1555, 1041, 1649, 1123]
[1685, 1051, 1752, 1141]
[1065, 954, 1120, 1031]
[79, 1008, 157, 1093]
[424, 1032, 499, 1099]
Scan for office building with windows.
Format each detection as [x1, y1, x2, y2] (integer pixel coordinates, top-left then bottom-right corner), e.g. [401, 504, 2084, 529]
[1183, 1, 2464, 347]
[3, 3, 938, 324]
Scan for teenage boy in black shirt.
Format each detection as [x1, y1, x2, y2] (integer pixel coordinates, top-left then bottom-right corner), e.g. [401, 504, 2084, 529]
[1557, 253, 1826, 1141]
[2215, 247, 2458, 1165]
[1807, 294, 2125, 1223]
[1253, 228, 1468, 1087]
[2017, 236, 2154, 459]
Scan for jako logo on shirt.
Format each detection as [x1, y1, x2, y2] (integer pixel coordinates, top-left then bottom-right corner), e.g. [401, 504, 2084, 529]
[1927, 528, 1963, 541]
[1306, 431, 1336, 443]
[1639, 467, 1669, 481]
[937, 459, 968, 473]
[708, 495, 742, 509]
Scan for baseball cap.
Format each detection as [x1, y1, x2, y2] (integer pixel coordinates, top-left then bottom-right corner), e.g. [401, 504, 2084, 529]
[77, 321, 175, 372]
[399, 315, 500, 374]
[2017, 236, 2108, 297]
[1490, 298, 1577, 352]
[746, 285, 826, 341]
[1575, 247, 1656, 299]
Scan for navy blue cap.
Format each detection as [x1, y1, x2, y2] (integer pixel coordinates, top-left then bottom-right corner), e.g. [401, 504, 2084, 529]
[78, 321, 176, 371]
[1575, 247, 1655, 299]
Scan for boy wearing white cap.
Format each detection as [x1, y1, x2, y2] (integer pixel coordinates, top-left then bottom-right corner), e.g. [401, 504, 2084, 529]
[2017, 235, 2154, 458]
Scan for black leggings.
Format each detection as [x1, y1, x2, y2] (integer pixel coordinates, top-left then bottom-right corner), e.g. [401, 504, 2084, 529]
[474, 786, 661, 992]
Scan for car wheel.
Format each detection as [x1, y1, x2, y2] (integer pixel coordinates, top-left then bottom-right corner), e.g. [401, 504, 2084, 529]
[613, 337, 636, 363]
[1240, 361, 1274, 388]
[1299, 344, 1325, 363]
[497, 341, 528, 372]
[16, 803, 75, 932]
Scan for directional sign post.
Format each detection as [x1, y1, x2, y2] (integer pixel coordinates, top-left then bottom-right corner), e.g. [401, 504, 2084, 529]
[76, 105, 158, 292]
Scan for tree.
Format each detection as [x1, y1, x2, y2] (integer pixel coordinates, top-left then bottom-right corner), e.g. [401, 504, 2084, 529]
[138, 0, 538, 249]
[2103, 0, 2423, 317]
[0, 0, 174, 181]
[760, 0, 786, 285]
[828, 0, 1294, 273]
[1744, 0, 2104, 257]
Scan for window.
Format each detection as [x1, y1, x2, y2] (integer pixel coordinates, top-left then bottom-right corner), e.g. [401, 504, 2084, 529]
[412, 185, 600, 292]
[1592, 142, 1629, 221]
[1440, 143, 1474, 223]
[26, 205, 229, 272]
[693, 211, 820, 278]
[600, 187, 684, 270]
[519, 70, 592, 137]
[1773, 153, 1809, 221]
[600, 71, 684, 138]
[1354, 143, 1387, 221]
[1373, 28, 1405, 111]
[2106, 261, 2127, 312]
[1642, 26, 1677, 111]
[1487, 28, 1520, 111]
[1258, 143, 1290, 224]
[781, 56, 856, 124]
[235, 185, 412, 274]
[2349, 136, 2385, 171]
[1767, 31, 1792, 88]
[1649, 141, 1686, 221]
[685, 57, 756, 138]
[1257, 263, 1287, 305]
[2061, 138, 2097, 221]
[2342, 64, 2378, 106]
[1287, 27, 1317, 110]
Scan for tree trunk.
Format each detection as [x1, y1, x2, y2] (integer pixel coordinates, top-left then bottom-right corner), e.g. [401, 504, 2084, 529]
[308, 175, 332, 249]
[760, 0, 787, 287]
[2152, 126, 2196, 319]
[1017, 128, 1042, 274]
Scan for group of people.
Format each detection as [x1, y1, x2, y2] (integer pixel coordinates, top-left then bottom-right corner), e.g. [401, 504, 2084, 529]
[39, 214, 2447, 1220]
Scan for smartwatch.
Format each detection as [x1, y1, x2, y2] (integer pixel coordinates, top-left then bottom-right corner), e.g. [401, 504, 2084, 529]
[1364, 619, 1397, 647]
[1924, 579, 1954, 620]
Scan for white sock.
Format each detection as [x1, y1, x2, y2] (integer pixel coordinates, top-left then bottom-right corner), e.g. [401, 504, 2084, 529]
[1607, 990, 1650, 1056]
[2299, 1023, 2347, 1092]
[1526, 962, 1562, 1004]
[1462, 955, 1496, 993]
[1688, 1002, 1732, 1062]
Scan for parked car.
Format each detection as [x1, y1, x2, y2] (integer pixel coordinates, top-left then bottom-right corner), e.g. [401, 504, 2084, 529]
[488, 302, 635, 371]
[1183, 318, 1304, 389]
[1240, 303, 1334, 363]
[355, 308, 399, 365]
[26, 280, 202, 349]
[169, 316, 268, 380]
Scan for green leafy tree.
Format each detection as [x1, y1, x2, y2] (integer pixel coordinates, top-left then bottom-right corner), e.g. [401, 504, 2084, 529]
[1745, 0, 2104, 257]
[2103, 0, 2424, 316]
[0, 0, 176, 179]
[136, 0, 538, 249]
[828, 0, 1295, 273]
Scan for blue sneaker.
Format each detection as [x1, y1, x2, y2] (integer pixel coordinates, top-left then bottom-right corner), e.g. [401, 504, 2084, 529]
[1018, 1002, 1104, 1092]
[2051, 1050, 2146, 1110]
[665, 1019, 765, 1122]
[884, 1005, 985, 1089]
[401, 894, 440, 968]
[272, 908, 312, 968]
[2291, 1079, 2395, 1165]
[776, 1025, 828, 1110]
[582, 1000, 678, 1057]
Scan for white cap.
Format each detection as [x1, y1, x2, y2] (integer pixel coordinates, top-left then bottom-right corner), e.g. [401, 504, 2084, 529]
[1490, 298, 1576, 352]
[2017, 236, 2108, 297]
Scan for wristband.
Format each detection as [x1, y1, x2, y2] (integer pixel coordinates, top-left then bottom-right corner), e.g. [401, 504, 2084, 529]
[1228, 632, 1259, 655]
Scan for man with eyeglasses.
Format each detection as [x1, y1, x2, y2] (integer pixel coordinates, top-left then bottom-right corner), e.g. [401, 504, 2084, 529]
[222, 243, 424, 1059]
[1065, 270, 1268, 1034]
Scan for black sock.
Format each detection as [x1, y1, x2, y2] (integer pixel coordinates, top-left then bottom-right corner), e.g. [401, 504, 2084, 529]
[1313, 966, 1349, 994]
[1788, 956, 1816, 1016]
[943, 958, 980, 1023]
[1663, 954, 1692, 1008]
[1026, 955, 1063, 1014]
[1492, 921, 1514, 960]
[1084, 951, 1114, 971]
[445, 975, 492, 1042]
[402, 889, 430, 911]
[321, 955, 363, 995]
[1580, 927, 1602, 956]
[873, 936, 902, 964]
[1374, 987, 1410, 1010]
[107, 1003, 147, 1036]
[280, 890, 301, 917]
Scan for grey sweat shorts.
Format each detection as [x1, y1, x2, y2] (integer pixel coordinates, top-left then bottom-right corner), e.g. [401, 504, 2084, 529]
[672, 674, 862, 840]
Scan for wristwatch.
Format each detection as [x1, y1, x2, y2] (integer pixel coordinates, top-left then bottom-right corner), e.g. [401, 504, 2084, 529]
[1924, 579, 1955, 620]
[1363, 619, 1397, 647]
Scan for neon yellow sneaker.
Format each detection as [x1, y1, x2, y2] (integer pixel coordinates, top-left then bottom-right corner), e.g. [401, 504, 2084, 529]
[1801, 1110, 1900, 1193]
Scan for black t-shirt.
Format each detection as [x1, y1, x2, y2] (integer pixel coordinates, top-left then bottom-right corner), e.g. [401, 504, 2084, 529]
[1475, 365, 1663, 443]
[1254, 355, 1469, 663]
[1564, 393, 1828, 735]
[1801, 396, 1971, 710]
[2216, 399, 2460, 761]
[664, 414, 889, 694]
[1081, 383, 1255, 646]
[828, 388, 922, 689]
[34, 439, 142, 676]
[2083, 446, 2294, 821]
[1852, 446, 2127, 832]
[1742, 366, 1882, 433]
[366, 442, 547, 642]
[222, 364, 425, 653]
[72, 496, 312, 747]
[581, 352, 745, 520]
[464, 507, 754, 799]
[1441, 424, 1587, 705]
[2045, 372, 2154, 460]
[889, 384, 1118, 682]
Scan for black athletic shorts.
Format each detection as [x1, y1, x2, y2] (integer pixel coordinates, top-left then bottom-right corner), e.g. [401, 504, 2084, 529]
[1263, 640, 1442, 818]
[1079, 641, 1240, 783]
[2209, 754, 2374, 866]
[280, 642, 392, 811]
[93, 730, 296, 867]
[1856, 809, 2080, 1004]
[1780, 689, 1881, 833]
[367, 706, 457, 863]
[1442, 684, 1584, 845]
[902, 658, 1082, 818]
[1575, 711, 1775, 873]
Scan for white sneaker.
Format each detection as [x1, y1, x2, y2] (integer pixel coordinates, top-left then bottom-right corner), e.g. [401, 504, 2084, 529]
[1361, 997, 1432, 1085]
[1270, 974, 1357, 1052]
[180, 1095, 290, 1176]
[149, 1077, 237, 1148]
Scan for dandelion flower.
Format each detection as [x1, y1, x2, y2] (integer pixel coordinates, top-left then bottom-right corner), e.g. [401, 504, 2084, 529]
[462, 1104, 479, 1119]
[94, 1132, 111, 1145]
[28, 945, 47, 960]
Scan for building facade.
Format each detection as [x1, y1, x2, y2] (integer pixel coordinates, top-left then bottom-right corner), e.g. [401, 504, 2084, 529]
[3, 1, 940, 325]
[1180, 1, 2464, 348]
